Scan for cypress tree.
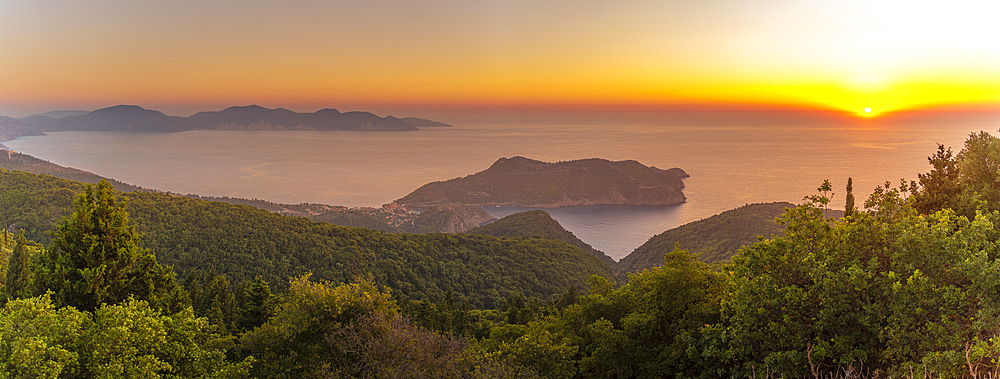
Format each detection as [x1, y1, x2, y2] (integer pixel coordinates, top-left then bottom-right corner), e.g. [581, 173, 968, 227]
[34, 180, 179, 311]
[5, 231, 33, 300]
[845, 177, 856, 218]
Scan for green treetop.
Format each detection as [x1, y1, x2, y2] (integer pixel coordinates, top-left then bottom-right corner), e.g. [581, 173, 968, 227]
[5, 231, 34, 301]
[34, 180, 181, 312]
[844, 177, 855, 218]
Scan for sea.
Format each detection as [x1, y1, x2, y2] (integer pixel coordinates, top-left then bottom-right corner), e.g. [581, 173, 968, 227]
[6, 110, 999, 260]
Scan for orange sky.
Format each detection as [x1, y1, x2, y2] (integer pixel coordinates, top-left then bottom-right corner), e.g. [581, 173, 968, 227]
[2, 0, 999, 117]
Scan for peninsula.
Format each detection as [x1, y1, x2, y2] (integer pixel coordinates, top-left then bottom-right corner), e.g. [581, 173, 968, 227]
[395, 156, 688, 208]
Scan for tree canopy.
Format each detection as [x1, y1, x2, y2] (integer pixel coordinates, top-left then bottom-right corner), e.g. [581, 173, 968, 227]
[33, 180, 180, 312]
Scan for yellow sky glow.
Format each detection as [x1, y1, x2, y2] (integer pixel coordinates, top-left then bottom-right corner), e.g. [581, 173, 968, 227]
[1, 0, 998, 117]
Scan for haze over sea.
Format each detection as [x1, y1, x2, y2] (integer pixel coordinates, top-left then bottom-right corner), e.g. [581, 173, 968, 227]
[6, 110, 998, 260]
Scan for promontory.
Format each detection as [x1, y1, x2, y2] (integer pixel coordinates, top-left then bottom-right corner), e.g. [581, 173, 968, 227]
[395, 156, 688, 208]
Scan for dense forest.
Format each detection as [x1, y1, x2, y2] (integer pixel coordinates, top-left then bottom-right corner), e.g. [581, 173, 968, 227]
[0, 170, 611, 308]
[3, 131, 1000, 377]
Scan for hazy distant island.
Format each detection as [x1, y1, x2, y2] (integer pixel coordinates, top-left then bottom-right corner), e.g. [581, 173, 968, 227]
[0, 104, 451, 139]
[396, 156, 688, 208]
[0, 115, 45, 141]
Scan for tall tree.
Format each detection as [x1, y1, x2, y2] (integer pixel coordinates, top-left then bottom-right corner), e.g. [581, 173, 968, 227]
[912, 143, 969, 216]
[5, 231, 34, 300]
[34, 180, 180, 312]
[844, 177, 855, 218]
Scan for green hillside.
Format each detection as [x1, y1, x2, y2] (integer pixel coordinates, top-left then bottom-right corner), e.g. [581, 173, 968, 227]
[468, 210, 616, 267]
[0, 168, 613, 308]
[615, 202, 792, 277]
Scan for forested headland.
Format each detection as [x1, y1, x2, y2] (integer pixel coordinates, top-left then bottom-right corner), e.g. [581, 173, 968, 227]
[396, 156, 688, 208]
[2, 131, 1000, 377]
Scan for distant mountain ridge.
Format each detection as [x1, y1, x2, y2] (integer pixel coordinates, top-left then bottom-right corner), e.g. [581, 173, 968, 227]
[179, 105, 418, 131]
[1, 104, 451, 136]
[56, 105, 181, 132]
[396, 156, 688, 208]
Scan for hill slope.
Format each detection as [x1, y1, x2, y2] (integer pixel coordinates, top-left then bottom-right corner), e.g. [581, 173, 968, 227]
[396, 156, 688, 208]
[0, 168, 613, 308]
[615, 202, 793, 277]
[0, 116, 46, 141]
[0, 151, 144, 192]
[468, 210, 616, 267]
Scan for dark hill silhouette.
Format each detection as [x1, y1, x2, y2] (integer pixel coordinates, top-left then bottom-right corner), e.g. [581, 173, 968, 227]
[401, 117, 451, 127]
[396, 156, 688, 208]
[54, 105, 181, 132]
[181, 105, 419, 131]
[1, 105, 448, 134]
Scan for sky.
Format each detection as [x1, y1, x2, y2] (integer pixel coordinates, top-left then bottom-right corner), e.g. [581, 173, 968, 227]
[2, 0, 1000, 117]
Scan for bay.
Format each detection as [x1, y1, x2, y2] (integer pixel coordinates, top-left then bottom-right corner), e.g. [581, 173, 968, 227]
[6, 110, 998, 260]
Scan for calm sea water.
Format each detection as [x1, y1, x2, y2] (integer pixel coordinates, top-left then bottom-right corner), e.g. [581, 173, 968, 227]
[6, 111, 999, 259]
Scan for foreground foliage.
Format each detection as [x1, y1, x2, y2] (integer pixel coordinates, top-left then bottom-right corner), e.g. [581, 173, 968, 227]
[240, 275, 527, 378]
[0, 294, 251, 378]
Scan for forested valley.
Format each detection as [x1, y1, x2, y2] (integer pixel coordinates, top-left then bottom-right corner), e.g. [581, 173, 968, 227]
[3, 131, 1000, 378]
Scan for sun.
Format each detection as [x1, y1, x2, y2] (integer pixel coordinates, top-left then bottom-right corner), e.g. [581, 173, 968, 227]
[852, 105, 883, 118]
